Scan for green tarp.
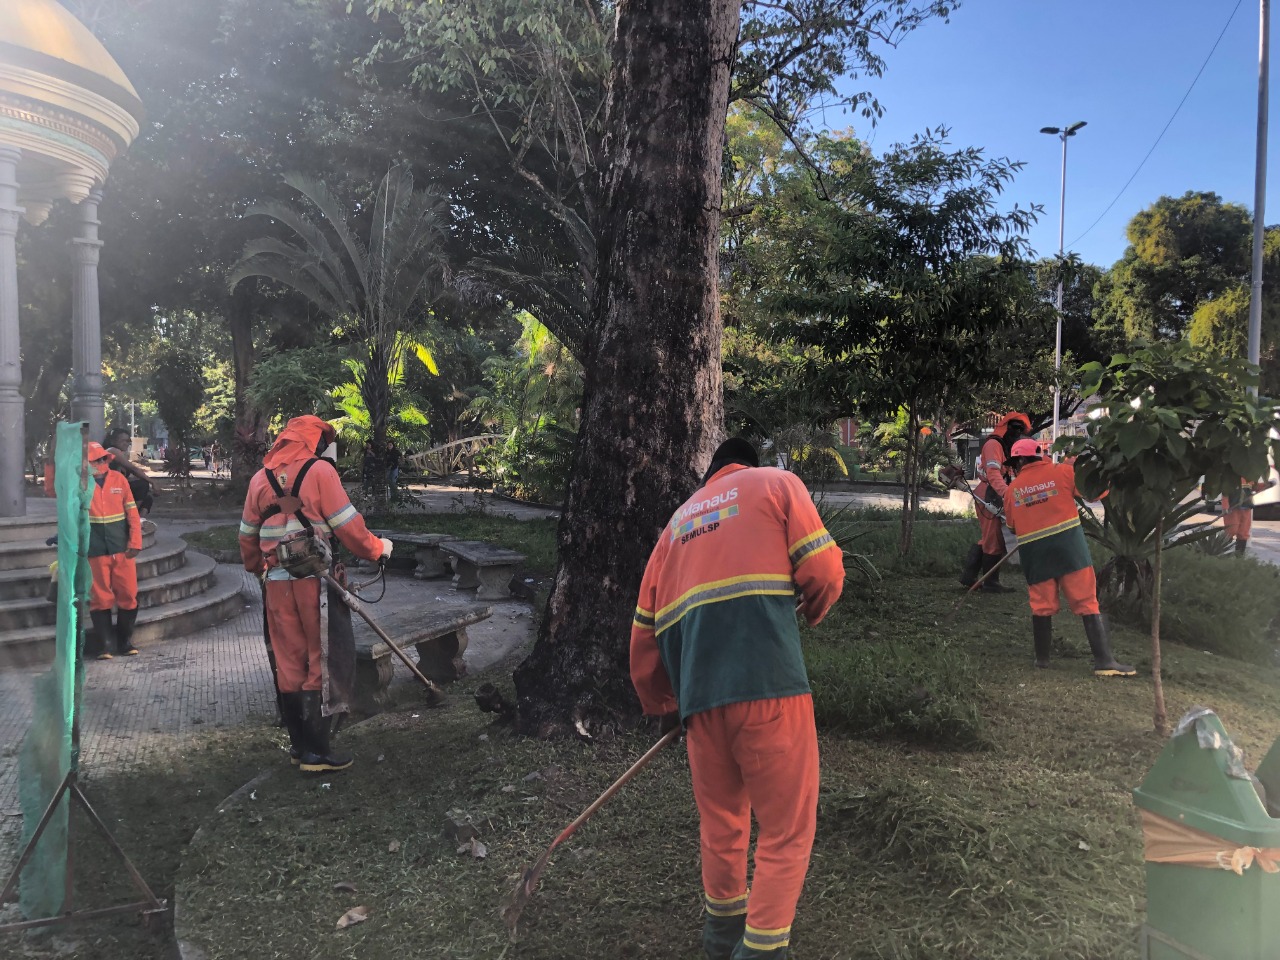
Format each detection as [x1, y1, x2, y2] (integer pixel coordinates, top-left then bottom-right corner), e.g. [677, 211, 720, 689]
[17, 423, 90, 920]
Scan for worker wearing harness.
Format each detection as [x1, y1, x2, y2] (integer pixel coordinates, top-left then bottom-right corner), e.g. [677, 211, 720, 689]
[1003, 438, 1135, 677]
[959, 411, 1030, 592]
[630, 438, 845, 960]
[239, 417, 392, 772]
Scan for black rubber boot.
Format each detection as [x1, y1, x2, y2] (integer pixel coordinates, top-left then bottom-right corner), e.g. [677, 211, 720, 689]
[278, 691, 309, 765]
[979, 553, 1012, 593]
[1235, 538, 1248, 556]
[1081, 614, 1136, 677]
[1032, 615, 1053, 668]
[297, 691, 353, 773]
[115, 606, 139, 656]
[87, 609, 114, 660]
[958, 543, 983, 588]
[703, 912, 746, 960]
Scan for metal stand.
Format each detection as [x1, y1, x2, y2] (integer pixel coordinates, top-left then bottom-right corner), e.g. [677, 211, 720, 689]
[1, 420, 166, 933]
[0, 768, 167, 933]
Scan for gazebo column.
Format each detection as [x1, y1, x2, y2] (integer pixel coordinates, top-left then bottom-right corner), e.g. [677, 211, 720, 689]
[70, 187, 105, 442]
[0, 147, 25, 517]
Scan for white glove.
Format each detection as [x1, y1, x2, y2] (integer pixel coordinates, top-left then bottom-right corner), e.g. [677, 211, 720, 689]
[379, 537, 394, 560]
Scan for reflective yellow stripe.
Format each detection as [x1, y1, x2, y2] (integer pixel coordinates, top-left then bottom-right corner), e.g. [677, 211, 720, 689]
[633, 607, 655, 629]
[704, 890, 748, 916]
[790, 529, 835, 566]
[1016, 516, 1081, 546]
[326, 503, 357, 529]
[89, 513, 125, 523]
[743, 924, 791, 949]
[654, 574, 794, 635]
[239, 520, 260, 536]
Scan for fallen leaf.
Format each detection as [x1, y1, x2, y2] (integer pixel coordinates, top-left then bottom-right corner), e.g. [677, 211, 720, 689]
[523, 771, 543, 782]
[1078, 840, 1091, 851]
[336, 905, 369, 929]
[376, 755, 385, 763]
[457, 837, 487, 859]
[333, 881, 357, 894]
[478, 733, 489, 742]
[388, 840, 401, 853]
[249, 790, 257, 801]
[501, 785, 516, 793]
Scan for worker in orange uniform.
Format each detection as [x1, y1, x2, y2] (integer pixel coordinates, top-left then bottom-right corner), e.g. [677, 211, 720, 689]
[630, 438, 845, 960]
[239, 417, 392, 773]
[959, 411, 1031, 592]
[1002, 438, 1135, 677]
[1222, 478, 1274, 556]
[85, 441, 143, 660]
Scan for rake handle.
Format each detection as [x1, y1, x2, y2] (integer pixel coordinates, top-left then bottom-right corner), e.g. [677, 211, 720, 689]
[549, 725, 681, 849]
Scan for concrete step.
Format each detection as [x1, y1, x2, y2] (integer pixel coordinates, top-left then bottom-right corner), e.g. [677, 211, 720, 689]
[0, 536, 186, 601]
[0, 552, 218, 630]
[0, 514, 58, 544]
[0, 564, 249, 669]
[0, 525, 157, 572]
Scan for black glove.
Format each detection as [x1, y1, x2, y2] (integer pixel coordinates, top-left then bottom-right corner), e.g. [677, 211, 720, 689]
[659, 711, 682, 738]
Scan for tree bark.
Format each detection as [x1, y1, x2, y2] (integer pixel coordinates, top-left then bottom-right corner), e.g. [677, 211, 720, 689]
[513, 0, 740, 735]
[228, 285, 266, 481]
[1151, 519, 1168, 736]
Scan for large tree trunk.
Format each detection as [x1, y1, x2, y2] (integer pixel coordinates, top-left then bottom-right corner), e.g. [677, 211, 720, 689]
[228, 285, 266, 481]
[512, 0, 740, 735]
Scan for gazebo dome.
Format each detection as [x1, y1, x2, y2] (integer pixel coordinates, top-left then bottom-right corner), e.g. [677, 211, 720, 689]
[0, 0, 143, 223]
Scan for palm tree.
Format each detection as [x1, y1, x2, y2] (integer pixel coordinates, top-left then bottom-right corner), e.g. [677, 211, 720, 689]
[229, 165, 446, 448]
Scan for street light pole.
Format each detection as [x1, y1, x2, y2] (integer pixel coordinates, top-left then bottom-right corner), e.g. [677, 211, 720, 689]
[1040, 121, 1087, 447]
[1248, 0, 1270, 397]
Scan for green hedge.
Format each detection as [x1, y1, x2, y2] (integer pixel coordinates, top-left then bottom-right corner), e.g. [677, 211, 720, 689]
[1153, 549, 1280, 664]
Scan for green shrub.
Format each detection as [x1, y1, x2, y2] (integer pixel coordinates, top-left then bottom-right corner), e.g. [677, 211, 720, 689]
[804, 608, 987, 748]
[1152, 548, 1280, 663]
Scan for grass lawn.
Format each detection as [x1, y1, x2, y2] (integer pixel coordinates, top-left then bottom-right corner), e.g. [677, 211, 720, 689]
[32, 512, 1279, 960]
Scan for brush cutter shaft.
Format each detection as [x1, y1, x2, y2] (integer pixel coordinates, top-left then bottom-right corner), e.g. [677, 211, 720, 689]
[320, 571, 445, 702]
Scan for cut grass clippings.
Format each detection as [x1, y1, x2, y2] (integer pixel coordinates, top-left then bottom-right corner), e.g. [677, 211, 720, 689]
[28, 509, 1280, 960]
[172, 575, 1280, 960]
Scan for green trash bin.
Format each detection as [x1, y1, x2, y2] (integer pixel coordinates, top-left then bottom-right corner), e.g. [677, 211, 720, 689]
[1132, 710, 1280, 960]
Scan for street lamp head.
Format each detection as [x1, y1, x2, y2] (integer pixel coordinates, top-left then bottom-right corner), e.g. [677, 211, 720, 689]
[1039, 126, 1060, 135]
[1066, 120, 1087, 135]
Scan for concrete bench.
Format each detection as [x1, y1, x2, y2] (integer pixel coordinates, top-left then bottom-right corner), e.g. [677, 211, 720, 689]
[440, 540, 526, 601]
[352, 603, 492, 715]
[369, 529, 458, 579]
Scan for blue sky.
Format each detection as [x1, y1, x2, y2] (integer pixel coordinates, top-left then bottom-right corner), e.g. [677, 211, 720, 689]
[828, 0, 1276, 269]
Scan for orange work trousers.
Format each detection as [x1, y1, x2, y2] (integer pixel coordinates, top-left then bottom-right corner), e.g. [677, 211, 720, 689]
[1027, 566, 1100, 617]
[686, 694, 819, 954]
[977, 505, 1005, 555]
[88, 554, 137, 612]
[1222, 498, 1253, 542]
[264, 577, 323, 693]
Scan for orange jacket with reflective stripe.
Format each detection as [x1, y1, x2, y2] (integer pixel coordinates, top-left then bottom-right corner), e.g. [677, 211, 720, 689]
[88, 472, 141, 557]
[629, 465, 844, 719]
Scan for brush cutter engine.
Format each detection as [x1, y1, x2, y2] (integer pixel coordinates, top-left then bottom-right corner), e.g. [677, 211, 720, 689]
[275, 530, 332, 579]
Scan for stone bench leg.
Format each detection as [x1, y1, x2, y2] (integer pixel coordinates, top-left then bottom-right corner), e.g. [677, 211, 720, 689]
[473, 565, 514, 601]
[451, 558, 481, 591]
[413, 545, 452, 580]
[354, 656, 393, 715]
[415, 628, 470, 683]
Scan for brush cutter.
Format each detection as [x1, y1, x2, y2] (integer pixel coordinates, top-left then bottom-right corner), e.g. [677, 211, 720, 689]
[321, 569, 446, 706]
[502, 725, 681, 936]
